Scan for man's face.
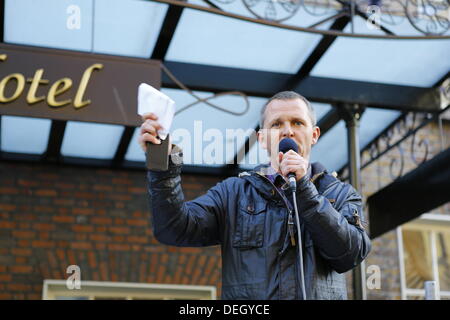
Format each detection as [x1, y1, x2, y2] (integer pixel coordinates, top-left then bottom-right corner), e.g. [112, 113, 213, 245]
[258, 98, 320, 162]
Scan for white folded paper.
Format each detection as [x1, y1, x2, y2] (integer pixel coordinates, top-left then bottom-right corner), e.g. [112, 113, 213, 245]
[137, 83, 175, 140]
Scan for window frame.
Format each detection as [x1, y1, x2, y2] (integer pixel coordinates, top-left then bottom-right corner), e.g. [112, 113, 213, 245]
[42, 280, 216, 300]
[397, 213, 450, 300]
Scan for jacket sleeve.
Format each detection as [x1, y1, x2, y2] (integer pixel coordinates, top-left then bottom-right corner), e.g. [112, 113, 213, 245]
[147, 156, 227, 247]
[296, 177, 371, 273]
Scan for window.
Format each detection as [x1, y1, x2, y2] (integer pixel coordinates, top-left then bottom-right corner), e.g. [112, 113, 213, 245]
[398, 214, 450, 300]
[43, 280, 216, 300]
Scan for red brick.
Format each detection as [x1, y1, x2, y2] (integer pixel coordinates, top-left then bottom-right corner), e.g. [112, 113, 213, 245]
[0, 266, 6, 272]
[58, 207, 70, 214]
[108, 244, 130, 251]
[132, 211, 143, 218]
[109, 226, 130, 234]
[17, 179, 39, 187]
[0, 221, 16, 229]
[178, 247, 203, 254]
[128, 187, 145, 194]
[0, 274, 12, 281]
[31, 240, 53, 248]
[185, 255, 196, 275]
[0, 187, 19, 194]
[88, 251, 97, 268]
[12, 230, 36, 239]
[37, 173, 59, 180]
[157, 265, 166, 282]
[10, 265, 33, 273]
[75, 234, 87, 241]
[93, 185, 113, 192]
[127, 236, 148, 244]
[17, 240, 30, 247]
[39, 232, 50, 240]
[90, 217, 112, 225]
[8, 283, 32, 291]
[18, 223, 30, 230]
[127, 219, 148, 227]
[53, 215, 75, 223]
[35, 189, 57, 197]
[96, 208, 107, 215]
[89, 234, 110, 242]
[72, 208, 94, 215]
[131, 245, 142, 252]
[34, 206, 54, 213]
[74, 192, 96, 199]
[112, 178, 132, 185]
[115, 202, 125, 209]
[204, 256, 217, 276]
[0, 293, 12, 299]
[53, 199, 75, 206]
[56, 249, 65, 261]
[0, 204, 16, 211]
[113, 235, 125, 242]
[109, 194, 132, 201]
[58, 241, 70, 248]
[72, 225, 94, 233]
[15, 257, 26, 264]
[35, 223, 55, 231]
[114, 218, 125, 225]
[96, 226, 107, 233]
[14, 214, 35, 221]
[55, 183, 76, 190]
[71, 242, 92, 250]
[95, 243, 106, 250]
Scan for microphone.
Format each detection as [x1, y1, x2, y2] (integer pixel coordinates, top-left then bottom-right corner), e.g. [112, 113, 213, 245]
[279, 138, 298, 192]
[278, 137, 307, 300]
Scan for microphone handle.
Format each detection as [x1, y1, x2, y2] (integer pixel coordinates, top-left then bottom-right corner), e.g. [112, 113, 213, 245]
[288, 173, 297, 191]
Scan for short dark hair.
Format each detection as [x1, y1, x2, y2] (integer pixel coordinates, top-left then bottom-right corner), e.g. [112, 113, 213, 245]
[260, 91, 316, 128]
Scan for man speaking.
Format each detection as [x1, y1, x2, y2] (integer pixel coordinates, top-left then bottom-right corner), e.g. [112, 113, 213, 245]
[139, 91, 371, 300]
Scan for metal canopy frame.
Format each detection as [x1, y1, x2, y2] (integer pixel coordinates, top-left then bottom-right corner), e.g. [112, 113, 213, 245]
[0, 0, 449, 302]
[0, 0, 447, 174]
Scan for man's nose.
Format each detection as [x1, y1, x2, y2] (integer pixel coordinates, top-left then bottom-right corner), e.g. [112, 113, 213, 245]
[281, 123, 294, 137]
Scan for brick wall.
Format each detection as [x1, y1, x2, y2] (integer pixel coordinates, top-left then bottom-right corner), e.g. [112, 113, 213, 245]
[1, 120, 448, 300]
[0, 161, 223, 299]
[357, 121, 450, 300]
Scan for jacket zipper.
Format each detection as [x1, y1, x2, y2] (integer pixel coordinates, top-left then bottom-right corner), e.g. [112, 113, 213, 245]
[255, 173, 296, 246]
[256, 172, 300, 299]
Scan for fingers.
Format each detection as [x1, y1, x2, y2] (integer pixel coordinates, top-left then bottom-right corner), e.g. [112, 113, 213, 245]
[279, 151, 308, 179]
[141, 112, 158, 122]
[138, 115, 163, 152]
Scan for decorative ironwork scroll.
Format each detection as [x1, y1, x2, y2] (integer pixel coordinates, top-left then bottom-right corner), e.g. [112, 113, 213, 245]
[340, 112, 436, 182]
[199, 0, 450, 37]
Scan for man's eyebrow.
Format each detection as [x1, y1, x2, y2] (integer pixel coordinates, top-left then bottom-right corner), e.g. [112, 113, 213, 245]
[268, 117, 281, 124]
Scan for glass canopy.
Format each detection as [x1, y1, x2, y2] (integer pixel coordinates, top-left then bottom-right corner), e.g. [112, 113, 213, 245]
[1, 0, 448, 174]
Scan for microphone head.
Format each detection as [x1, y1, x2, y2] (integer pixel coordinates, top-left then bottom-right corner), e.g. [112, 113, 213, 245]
[279, 138, 298, 154]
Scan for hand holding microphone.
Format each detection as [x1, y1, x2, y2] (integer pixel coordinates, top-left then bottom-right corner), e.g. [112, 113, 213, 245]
[278, 138, 309, 191]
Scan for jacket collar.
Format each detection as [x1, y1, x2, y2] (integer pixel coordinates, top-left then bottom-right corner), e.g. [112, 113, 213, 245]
[239, 162, 330, 200]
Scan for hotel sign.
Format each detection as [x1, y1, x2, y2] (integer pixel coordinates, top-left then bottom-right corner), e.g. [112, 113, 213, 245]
[0, 43, 161, 126]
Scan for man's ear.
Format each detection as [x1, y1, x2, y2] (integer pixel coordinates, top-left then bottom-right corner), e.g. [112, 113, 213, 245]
[257, 129, 268, 151]
[312, 126, 321, 145]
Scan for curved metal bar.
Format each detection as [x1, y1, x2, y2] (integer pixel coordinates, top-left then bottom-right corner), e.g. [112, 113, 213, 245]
[162, 63, 251, 116]
[410, 130, 430, 166]
[389, 144, 405, 181]
[147, 0, 450, 39]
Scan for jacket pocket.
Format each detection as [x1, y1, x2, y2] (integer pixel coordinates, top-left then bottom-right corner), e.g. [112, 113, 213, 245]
[232, 200, 266, 249]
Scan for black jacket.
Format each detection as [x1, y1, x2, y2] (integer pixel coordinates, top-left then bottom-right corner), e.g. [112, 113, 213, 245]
[147, 158, 371, 300]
